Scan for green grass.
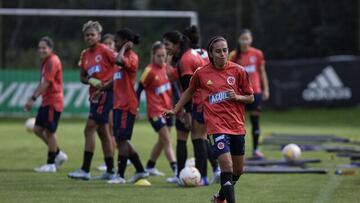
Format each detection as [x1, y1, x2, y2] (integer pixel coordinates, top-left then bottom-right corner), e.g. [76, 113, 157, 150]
[0, 107, 359, 203]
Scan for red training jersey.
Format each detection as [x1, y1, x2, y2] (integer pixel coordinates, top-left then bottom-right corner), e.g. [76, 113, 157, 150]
[78, 43, 117, 96]
[188, 61, 253, 135]
[140, 63, 173, 118]
[113, 49, 139, 114]
[229, 47, 265, 93]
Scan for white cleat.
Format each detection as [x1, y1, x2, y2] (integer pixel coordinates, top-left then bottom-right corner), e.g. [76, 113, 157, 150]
[34, 164, 57, 173]
[93, 172, 116, 180]
[210, 167, 221, 184]
[68, 169, 91, 180]
[55, 151, 68, 168]
[108, 175, 126, 184]
[96, 163, 107, 171]
[146, 168, 165, 176]
[128, 172, 149, 183]
[166, 176, 179, 183]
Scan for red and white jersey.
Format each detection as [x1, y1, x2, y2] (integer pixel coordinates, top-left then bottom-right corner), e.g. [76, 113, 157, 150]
[140, 63, 173, 118]
[229, 47, 265, 93]
[40, 53, 64, 112]
[78, 43, 117, 96]
[188, 61, 253, 135]
[113, 49, 139, 114]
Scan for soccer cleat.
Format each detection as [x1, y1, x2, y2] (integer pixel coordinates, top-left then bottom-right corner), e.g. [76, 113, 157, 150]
[107, 175, 126, 184]
[199, 176, 209, 186]
[127, 171, 149, 184]
[93, 172, 116, 180]
[146, 167, 165, 176]
[34, 164, 57, 173]
[211, 193, 227, 203]
[252, 150, 265, 159]
[210, 167, 221, 184]
[68, 169, 91, 180]
[166, 176, 179, 184]
[96, 163, 107, 171]
[54, 151, 68, 168]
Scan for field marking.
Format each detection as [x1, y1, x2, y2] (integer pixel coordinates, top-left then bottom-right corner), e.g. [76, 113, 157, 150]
[313, 175, 342, 203]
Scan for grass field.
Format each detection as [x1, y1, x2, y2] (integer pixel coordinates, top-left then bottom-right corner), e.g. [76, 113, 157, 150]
[0, 107, 359, 203]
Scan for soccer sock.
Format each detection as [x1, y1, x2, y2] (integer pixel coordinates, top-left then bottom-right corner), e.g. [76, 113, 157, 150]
[170, 161, 178, 175]
[56, 148, 60, 155]
[81, 151, 93, 173]
[104, 156, 114, 173]
[250, 115, 260, 151]
[192, 139, 208, 178]
[219, 174, 241, 200]
[128, 153, 145, 173]
[176, 140, 187, 176]
[206, 140, 219, 171]
[47, 151, 57, 164]
[220, 172, 235, 203]
[118, 155, 128, 178]
[233, 175, 241, 185]
[146, 160, 156, 169]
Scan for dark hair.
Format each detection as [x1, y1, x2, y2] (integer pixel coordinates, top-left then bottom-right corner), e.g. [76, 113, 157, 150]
[235, 29, 252, 60]
[39, 36, 54, 49]
[183, 25, 200, 49]
[116, 28, 140, 44]
[151, 41, 165, 54]
[101, 33, 114, 43]
[206, 36, 227, 64]
[163, 30, 189, 63]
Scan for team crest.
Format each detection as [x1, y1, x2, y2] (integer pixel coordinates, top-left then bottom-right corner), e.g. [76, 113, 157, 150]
[250, 56, 257, 63]
[95, 54, 103, 62]
[217, 142, 225, 150]
[227, 76, 235, 85]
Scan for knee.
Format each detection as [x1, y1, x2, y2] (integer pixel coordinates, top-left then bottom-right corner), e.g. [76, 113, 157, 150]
[220, 161, 233, 173]
[33, 126, 42, 135]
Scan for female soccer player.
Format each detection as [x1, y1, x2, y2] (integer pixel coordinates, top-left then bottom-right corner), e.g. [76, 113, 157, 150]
[165, 36, 254, 203]
[136, 41, 177, 178]
[68, 21, 115, 180]
[229, 29, 270, 159]
[163, 30, 208, 185]
[107, 28, 149, 184]
[24, 36, 67, 172]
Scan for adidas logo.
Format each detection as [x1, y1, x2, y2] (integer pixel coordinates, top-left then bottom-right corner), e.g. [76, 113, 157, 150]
[207, 80, 213, 85]
[302, 66, 352, 101]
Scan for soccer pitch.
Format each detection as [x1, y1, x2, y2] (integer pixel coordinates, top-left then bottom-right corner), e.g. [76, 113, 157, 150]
[0, 108, 359, 203]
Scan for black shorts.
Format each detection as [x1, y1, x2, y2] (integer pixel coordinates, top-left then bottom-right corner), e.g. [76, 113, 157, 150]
[89, 90, 113, 124]
[208, 134, 245, 158]
[245, 93, 262, 112]
[35, 106, 61, 133]
[149, 116, 173, 132]
[191, 104, 204, 124]
[175, 118, 190, 133]
[113, 109, 136, 141]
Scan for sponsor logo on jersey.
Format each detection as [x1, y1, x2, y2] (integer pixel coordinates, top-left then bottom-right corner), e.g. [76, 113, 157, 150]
[87, 65, 101, 76]
[227, 76, 235, 85]
[207, 80, 213, 85]
[244, 64, 256, 73]
[209, 91, 230, 104]
[113, 71, 123, 80]
[250, 56, 257, 63]
[302, 66, 352, 101]
[95, 54, 103, 62]
[155, 82, 171, 95]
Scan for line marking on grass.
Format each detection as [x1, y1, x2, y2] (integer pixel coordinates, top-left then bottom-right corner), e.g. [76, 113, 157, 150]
[313, 175, 342, 203]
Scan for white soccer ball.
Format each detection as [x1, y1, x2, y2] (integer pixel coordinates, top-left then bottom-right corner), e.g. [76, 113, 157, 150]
[179, 166, 201, 187]
[185, 157, 195, 167]
[25, 117, 35, 133]
[282, 143, 302, 161]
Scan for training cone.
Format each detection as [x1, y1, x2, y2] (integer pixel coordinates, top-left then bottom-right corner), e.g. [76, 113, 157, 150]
[134, 179, 151, 186]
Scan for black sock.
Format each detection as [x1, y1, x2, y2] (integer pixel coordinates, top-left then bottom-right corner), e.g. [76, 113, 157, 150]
[176, 140, 187, 176]
[146, 160, 156, 169]
[170, 161, 178, 174]
[128, 153, 145, 173]
[219, 174, 241, 200]
[219, 172, 235, 203]
[192, 139, 208, 178]
[104, 156, 114, 173]
[47, 151, 57, 164]
[233, 175, 241, 185]
[206, 140, 219, 171]
[56, 148, 60, 155]
[118, 155, 128, 178]
[250, 115, 260, 151]
[81, 151, 93, 173]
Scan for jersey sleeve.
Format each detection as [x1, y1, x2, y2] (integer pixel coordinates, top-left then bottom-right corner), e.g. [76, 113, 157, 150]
[139, 66, 152, 88]
[104, 47, 117, 65]
[257, 50, 265, 65]
[238, 68, 253, 95]
[229, 50, 237, 62]
[179, 55, 195, 76]
[122, 52, 138, 72]
[78, 50, 86, 69]
[43, 58, 58, 83]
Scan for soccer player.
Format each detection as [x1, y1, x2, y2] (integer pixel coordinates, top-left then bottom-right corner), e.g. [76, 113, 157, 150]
[107, 28, 149, 184]
[183, 25, 221, 183]
[24, 36, 68, 172]
[229, 29, 270, 159]
[136, 41, 177, 178]
[163, 30, 208, 185]
[68, 21, 115, 180]
[165, 36, 254, 203]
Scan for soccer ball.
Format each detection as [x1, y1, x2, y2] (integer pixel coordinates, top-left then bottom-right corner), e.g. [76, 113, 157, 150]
[282, 143, 301, 161]
[25, 117, 35, 133]
[185, 157, 195, 167]
[179, 166, 201, 187]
